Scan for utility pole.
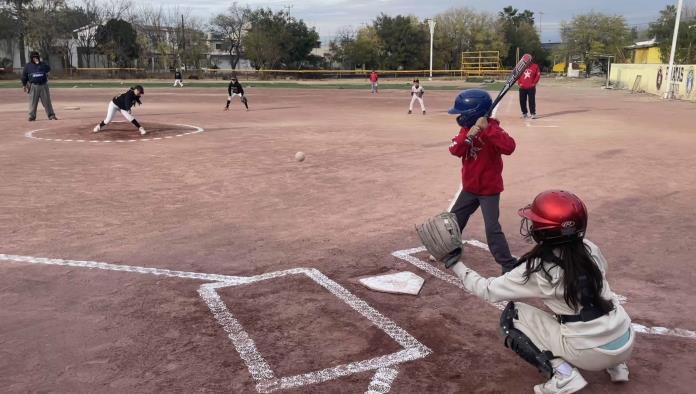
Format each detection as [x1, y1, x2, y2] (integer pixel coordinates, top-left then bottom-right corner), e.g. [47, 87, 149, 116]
[665, 0, 684, 99]
[181, 14, 185, 70]
[427, 19, 436, 81]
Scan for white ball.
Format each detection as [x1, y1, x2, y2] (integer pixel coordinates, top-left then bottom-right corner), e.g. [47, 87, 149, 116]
[295, 152, 306, 162]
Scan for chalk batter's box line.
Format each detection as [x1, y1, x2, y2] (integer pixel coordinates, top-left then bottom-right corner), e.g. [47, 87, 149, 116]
[0, 254, 430, 393]
[391, 241, 696, 341]
[199, 268, 430, 393]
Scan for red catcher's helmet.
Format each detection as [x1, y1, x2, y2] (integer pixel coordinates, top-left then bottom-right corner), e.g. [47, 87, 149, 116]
[518, 190, 588, 245]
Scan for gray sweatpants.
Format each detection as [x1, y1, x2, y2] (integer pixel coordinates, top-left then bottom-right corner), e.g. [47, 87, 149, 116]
[450, 191, 517, 270]
[513, 303, 633, 371]
[28, 83, 55, 119]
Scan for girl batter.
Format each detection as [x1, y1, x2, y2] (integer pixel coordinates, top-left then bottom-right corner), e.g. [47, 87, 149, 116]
[93, 85, 147, 135]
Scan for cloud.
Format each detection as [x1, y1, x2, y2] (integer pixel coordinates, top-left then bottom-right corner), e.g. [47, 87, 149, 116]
[144, 0, 679, 42]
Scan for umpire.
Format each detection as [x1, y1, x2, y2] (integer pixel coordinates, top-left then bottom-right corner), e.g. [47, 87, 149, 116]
[21, 51, 57, 121]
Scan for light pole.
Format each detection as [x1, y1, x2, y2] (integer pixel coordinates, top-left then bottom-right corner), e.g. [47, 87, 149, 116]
[538, 11, 544, 38]
[665, 0, 684, 99]
[427, 19, 436, 81]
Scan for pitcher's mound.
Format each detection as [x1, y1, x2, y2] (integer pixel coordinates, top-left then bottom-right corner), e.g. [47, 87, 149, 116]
[27, 121, 204, 143]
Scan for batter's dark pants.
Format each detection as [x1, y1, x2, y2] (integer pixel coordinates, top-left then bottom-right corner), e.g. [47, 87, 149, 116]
[519, 87, 536, 115]
[451, 191, 517, 271]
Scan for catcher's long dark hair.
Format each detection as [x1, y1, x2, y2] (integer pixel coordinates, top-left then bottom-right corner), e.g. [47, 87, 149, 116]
[519, 240, 614, 313]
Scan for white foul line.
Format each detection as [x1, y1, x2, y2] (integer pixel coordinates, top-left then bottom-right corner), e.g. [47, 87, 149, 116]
[0, 254, 430, 393]
[391, 241, 696, 341]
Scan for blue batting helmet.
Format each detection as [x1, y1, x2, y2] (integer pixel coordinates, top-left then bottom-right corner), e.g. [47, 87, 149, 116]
[448, 89, 492, 128]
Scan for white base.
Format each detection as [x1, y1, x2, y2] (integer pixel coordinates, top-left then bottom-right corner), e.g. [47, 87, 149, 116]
[359, 272, 425, 295]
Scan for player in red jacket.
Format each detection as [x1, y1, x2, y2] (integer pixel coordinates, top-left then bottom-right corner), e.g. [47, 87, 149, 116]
[369, 70, 378, 94]
[518, 62, 540, 119]
[447, 89, 517, 273]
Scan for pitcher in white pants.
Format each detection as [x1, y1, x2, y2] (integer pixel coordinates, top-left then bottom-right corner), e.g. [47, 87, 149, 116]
[446, 190, 633, 394]
[408, 79, 426, 115]
[93, 85, 147, 135]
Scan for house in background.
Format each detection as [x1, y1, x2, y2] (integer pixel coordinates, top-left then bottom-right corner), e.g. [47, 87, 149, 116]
[205, 33, 252, 70]
[625, 38, 662, 64]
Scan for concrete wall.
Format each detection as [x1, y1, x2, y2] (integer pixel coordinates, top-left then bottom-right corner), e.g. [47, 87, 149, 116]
[610, 63, 696, 101]
[632, 47, 662, 64]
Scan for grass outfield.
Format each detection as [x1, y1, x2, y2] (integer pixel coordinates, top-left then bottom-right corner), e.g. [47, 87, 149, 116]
[0, 80, 513, 91]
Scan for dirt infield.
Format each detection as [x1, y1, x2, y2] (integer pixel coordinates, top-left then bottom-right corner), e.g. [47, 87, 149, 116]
[1, 82, 696, 393]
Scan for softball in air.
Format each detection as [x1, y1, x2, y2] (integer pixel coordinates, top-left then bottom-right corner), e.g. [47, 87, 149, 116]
[295, 152, 306, 162]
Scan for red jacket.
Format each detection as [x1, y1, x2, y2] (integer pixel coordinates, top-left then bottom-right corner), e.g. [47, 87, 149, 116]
[448, 119, 516, 195]
[370, 72, 378, 82]
[517, 63, 540, 90]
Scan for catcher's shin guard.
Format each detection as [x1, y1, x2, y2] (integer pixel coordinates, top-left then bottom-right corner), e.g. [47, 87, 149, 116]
[416, 212, 463, 268]
[500, 302, 555, 379]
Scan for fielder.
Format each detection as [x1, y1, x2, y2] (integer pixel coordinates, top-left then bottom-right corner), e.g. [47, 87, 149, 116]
[421, 191, 634, 394]
[21, 51, 57, 121]
[173, 69, 184, 87]
[370, 70, 379, 94]
[447, 89, 518, 273]
[93, 85, 147, 135]
[225, 77, 248, 111]
[518, 62, 540, 118]
[408, 79, 426, 115]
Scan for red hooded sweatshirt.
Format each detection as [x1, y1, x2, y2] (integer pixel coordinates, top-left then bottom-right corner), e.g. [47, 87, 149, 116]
[517, 63, 540, 90]
[370, 72, 378, 82]
[449, 119, 516, 195]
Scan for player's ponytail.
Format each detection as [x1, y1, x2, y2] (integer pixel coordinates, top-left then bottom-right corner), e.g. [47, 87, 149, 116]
[519, 241, 614, 314]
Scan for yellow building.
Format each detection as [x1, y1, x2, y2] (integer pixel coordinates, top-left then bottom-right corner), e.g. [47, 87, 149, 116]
[626, 39, 662, 64]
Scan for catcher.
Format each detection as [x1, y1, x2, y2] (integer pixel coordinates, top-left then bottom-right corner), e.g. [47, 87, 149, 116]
[419, 191, 633, 394]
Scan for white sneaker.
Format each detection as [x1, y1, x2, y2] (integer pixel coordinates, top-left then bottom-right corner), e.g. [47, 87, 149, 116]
[534, 368, 587, 394]
[93, 124, 101, 133]
[139, 127, 147, 135]
[606, 363, 629, 382]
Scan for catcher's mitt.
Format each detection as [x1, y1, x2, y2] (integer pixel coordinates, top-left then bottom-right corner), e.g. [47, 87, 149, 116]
[416, 212, 463, 268]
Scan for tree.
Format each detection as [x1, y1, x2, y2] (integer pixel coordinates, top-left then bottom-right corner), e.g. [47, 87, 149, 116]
[95, 18, 139, 67]
[22, 1, 92, 66]
[1, 0, 33, 65]
[649, 5, 696, 64]
[70, 0, 102, 68]
[433, 7, 507, 70]
[243, 8, 319, 69]
[282, 15, 320, 68]
[0, 7, 19, 65]
[373, 14, 428, 69]
[560, 12, 631, 70]
[328, 28, 354, 67]
[210, 3, 250, 70]
[328, 26, 381, 69]
[498, 6, 547, 68]
[499, 6, 534, 26]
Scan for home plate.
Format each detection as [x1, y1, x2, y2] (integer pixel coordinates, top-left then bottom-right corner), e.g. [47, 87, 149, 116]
[359, 271, 425, 295]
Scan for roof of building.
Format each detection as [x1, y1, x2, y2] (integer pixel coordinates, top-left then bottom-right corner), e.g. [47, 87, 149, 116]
[626, 38, 659, 49]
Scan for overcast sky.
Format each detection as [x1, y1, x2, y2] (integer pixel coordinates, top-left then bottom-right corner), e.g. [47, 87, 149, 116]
[145, 0, 684, 43]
